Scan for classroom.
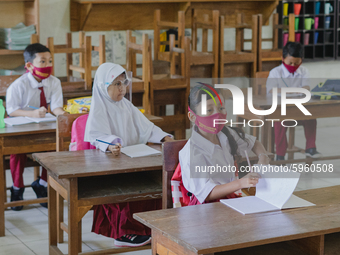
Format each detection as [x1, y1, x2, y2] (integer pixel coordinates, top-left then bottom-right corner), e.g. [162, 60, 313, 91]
[0, 0, 339, 254]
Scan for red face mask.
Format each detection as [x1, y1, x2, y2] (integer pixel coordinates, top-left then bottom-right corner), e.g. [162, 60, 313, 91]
[282, 62, 301, 74]
[28, 64, 53, 80]
[188, 106, 227, 134]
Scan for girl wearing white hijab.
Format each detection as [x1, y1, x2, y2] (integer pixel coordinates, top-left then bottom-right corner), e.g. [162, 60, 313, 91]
[84, 63, 172, 247]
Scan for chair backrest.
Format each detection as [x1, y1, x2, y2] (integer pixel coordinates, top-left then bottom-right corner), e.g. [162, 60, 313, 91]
[162, 139, 187, 209]
[56, 113, 86, 151]
[191, 9, 219, 53]
[254, 71, 270, 96]
[126, 31, 150, 112]
[47, 32, 105, 91]
[191, 9, 219, 78]
[149, 35, 191, 115]
[154, 9, 185, 62]
[220, 13, 258, 54]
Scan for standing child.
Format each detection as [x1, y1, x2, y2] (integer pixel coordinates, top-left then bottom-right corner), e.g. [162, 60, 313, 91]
[179, 84, 268, 205]
[84, 63, 173, 247]
[266, 42, 321, 161]
[6, 43, 66, 210]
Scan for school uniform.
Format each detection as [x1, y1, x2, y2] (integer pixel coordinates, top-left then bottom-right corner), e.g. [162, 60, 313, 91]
[84, 63, 171, 239]
[6, 72, 63, 188]
[266, 64, 317, 157]
[179, 126, 255, 204]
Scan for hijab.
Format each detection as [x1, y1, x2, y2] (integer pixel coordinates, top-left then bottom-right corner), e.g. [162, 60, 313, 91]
[84, 63, 154, 147]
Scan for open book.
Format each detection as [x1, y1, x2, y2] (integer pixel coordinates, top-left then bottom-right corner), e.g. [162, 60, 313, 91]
[4, 113, 56, 126]
[220, 165, 315, 214]
[121, 144, 161, 158]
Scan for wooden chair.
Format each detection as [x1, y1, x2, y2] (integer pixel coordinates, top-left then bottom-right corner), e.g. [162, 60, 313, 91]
[55, 113, 85, 244]
[154, 9, 185, 66]
[219, 13, 258, 78]
[149, 34, 191, 139]
[252, 71, 302, 160]
[126, 30, 150, 112]
[47, 32, 106, 102]
[190, 9, 219, 78]
[258, 13, 295, 72]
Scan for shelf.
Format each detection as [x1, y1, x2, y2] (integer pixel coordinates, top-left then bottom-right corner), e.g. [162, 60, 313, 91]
[0, 49, 24, 55]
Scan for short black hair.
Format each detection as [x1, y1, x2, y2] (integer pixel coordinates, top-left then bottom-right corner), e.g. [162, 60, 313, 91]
[283, 41, 303, 58]
[23, 43, 50, 63]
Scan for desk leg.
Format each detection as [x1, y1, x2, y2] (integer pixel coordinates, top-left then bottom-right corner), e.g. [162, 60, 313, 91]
[290, 235, 325, 255]
[67, 178, 79, 255]
[0, 153, 5, 237]
[152, 229, 199, 255]
[48, 175, 58, 250]
[57, 194, 64, 243]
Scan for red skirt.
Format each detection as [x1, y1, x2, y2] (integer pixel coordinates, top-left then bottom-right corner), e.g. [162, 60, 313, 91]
[92, 199, 162, 239]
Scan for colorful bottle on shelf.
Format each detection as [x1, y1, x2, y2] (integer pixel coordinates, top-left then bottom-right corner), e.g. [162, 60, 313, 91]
[0, 99, 5, 128]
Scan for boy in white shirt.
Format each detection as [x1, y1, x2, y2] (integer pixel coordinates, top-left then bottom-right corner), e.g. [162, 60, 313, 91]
[6, 43, 66, 210]
[266, 42, 321, 161]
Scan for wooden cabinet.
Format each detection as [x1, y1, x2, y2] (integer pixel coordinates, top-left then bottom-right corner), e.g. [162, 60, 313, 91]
[0, 0, 39, 70]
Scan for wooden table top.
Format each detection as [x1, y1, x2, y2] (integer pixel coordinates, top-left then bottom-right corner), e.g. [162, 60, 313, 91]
[134, 185, 340, 254]
[0, 122, 56, 136]
[33, 145, 162, 179]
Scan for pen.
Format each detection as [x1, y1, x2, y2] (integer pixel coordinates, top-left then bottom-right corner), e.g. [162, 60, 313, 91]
[280, 77, 289, 87]
[28, 105, 39, 110]
[245, 150, 252, 191]
[96, 139, 118, 146]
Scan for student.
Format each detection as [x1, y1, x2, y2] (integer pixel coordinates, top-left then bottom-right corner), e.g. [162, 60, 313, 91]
[179, 84, 268, 205]
[6, 43, 66, 211]
[266, 42, 321, 161]
[84, 63, 173, 247]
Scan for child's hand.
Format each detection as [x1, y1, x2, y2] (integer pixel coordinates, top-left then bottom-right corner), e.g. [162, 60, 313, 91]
[161, 136, 174, 142]
[239, 172, 261, 189]
[32, 107, 47, 118]
[108, 143, 122, 156]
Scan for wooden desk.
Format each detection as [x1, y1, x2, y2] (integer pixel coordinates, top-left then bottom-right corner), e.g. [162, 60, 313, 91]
[33, 148, 163, 255]
[70, 0, 278, 31]
[237, 95, 340, 163]
[0, 122, 56, 237]
[134, 185, 340, 255]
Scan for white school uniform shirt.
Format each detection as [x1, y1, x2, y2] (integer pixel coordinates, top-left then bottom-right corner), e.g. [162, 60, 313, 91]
[266, 64, 310, 94]
[84, 63, 171, 152]
[179, 126, 256, 204]
[6, 72, 63, 115]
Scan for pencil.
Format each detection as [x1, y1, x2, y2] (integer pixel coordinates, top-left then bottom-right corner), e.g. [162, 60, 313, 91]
[96, 139, 118, 146]
[245, 150, 252, 191]
[28, 105, 39, 110]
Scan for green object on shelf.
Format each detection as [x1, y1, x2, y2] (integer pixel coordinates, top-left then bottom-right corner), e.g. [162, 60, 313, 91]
[305, 18, 314, 30]
[284, 18, 288, 26]
[0, 99, 5, 128]
[295, 17, 299, 30]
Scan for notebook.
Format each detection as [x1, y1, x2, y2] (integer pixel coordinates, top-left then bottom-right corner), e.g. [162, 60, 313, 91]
[220, 165, 315, 214]
[121, 144, 161, 158]
[5, 113, 56, 126]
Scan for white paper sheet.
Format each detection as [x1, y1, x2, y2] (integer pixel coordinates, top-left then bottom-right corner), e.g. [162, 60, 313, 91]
[220, 165, 315, 214]
[4, 117, 34, 126]
[254, 165, 300, 209]
[220, 196, 279, 215]
[282, 194, 315, 209]
[25, 113, 56, 123]
[121, 144, 161, 158]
